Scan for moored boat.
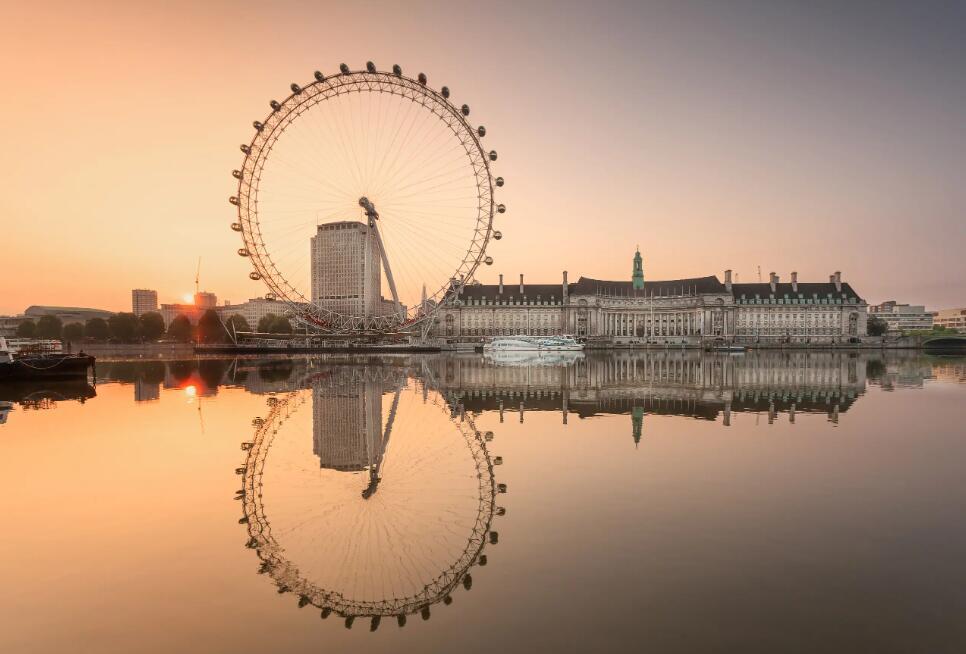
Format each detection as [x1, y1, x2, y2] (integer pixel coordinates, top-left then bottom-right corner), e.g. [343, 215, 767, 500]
[483, 335, 584, 352]
[0, 338, 96, 382]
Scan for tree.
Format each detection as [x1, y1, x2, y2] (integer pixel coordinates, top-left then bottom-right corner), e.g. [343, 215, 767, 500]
[225, 313, 251, 335]
[36, 315, 63, 340]
[198, 309, 227, 344]
[867, 316, 888, 337]
[84, 317, 110, 341]
[139, 312, 165, 341]
[63, 322, 85, 342]
[271, 316, 293, 334]
[108, 312, 140, 342]
[15, 320, 36, 338]
[167, 315, 193, 343]
[257, 314, 279, 333]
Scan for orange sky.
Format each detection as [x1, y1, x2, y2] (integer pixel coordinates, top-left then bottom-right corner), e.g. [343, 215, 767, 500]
[2, 0, 964, 314]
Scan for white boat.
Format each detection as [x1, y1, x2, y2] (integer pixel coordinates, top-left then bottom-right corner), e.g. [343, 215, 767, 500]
[483, 335, 584, 352]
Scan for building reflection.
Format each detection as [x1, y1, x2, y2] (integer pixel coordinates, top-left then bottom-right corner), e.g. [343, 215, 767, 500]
[87, 350, 964, 428]
[310, 368, 406, 497]
[441, 351, 865, 427]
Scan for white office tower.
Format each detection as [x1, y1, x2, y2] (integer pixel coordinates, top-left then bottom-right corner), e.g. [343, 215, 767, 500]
[310, 221, 381, 317]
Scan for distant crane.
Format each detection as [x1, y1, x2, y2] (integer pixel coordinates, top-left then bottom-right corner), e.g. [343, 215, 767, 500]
[195, 257, 202, 297]
[757, 265, 762, 283]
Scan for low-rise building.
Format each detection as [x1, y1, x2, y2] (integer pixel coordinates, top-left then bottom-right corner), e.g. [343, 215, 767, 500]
[931, 307, 966, 331]
[0, 315, 26, 338]
[868, 301, 933, 333]
[216, 297, 295, 330]
[24, 305, 114, 325]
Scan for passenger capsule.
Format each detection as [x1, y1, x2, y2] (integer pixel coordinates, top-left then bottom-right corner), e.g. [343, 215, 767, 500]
[290, 83, 302, 94]
[314, 70, 325, 82]
[497, 482, 507, 493]
[253, 121, 263, 131]
[497, 203, 506, 214]
[488, 150, 498, 161]
[249, 271, 261, 280]
[463, 574, 473, 590]
[232, 169, 242, 179]
[478, 555, 488, 566]
[493, 456, 503, 465]
[366, 61, 376, 73]
[238, 248, 250, 257]
[484, 256, 493, 265]
[492, 230, 502, 240]
[485, 431, 494, 441]
[340, 63, 350, 74]
[417, 72, 427, 85]
[495, 176, 504, 187]
[270, 100, 281, 111]
[489, 532, 499, 545]
[240, 144, 251, 154]
[461, 104, 470, 116]
[392, 64, 402, 76]
[229, 196, 239, 205]
[231, 222, 242, 232]
[441, 86, 450, 98]
[477, 126, 486, 137]
[496, 506, 507, 516]
[397, 615, 407, 627]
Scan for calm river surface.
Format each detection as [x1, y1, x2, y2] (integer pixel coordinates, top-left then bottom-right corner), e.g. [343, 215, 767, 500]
[2, 351, 965, 653]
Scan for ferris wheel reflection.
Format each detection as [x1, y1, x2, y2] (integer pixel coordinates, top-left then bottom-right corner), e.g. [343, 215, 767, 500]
[236, 365, 505, 630]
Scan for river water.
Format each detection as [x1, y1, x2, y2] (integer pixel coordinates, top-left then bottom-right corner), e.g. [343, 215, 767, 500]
[2, 350, 965, 653]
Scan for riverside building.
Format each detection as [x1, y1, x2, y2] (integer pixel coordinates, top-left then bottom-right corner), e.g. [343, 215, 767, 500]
[868, 301, 933, 333]
[131, 289, 158, 316]
[310, 221, 382, 317]
[434, 249, 868, 344]
[931, 308, 966, 331]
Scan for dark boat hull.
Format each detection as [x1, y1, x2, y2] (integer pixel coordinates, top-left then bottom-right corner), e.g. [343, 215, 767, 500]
[0, 355, 95, 381]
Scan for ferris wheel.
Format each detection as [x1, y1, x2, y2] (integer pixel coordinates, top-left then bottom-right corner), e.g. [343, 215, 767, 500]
[230, 62, 505, 334]
[236, 366, 505, 629]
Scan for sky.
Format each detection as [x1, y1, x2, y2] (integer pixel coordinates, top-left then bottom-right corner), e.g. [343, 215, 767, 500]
[1, 0, 964, 314]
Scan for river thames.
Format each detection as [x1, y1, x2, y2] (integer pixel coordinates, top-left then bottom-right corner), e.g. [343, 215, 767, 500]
[2, 350, 965, 653]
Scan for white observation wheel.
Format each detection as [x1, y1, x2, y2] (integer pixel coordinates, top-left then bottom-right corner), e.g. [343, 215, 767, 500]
[230, 63, 505, 334]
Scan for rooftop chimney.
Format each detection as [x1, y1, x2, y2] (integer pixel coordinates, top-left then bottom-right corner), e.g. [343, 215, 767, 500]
[498, 274, 504, 294]
[833, 271, 842, 293]
[724, 269, 732, 292]
[562, 271, 569, 303]
[791, 271, 798, 292]
[769, 272, 778, 293]
[520, 273, 524, 294]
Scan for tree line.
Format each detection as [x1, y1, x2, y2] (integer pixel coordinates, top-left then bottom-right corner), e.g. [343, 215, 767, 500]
[15, 311, 294, 344]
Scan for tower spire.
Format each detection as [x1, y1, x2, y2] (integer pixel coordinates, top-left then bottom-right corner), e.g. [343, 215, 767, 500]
[632, 247, 645, 290]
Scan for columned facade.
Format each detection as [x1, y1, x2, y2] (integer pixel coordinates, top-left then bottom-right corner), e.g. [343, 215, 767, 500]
[433, 257, 868, 345]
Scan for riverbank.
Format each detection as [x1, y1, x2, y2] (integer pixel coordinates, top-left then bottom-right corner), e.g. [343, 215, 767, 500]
[67, 343, 195, 358]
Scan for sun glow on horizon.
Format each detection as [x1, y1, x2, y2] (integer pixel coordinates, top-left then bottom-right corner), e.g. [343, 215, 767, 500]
[182, 294, 194, 304]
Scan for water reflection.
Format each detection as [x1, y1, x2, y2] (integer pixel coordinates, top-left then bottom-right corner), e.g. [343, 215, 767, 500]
[237, 364, 503, 630]
[0, 380, 96, 423]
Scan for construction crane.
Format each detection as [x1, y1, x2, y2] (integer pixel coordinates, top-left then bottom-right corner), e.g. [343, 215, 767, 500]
[195, 257, 202, 296]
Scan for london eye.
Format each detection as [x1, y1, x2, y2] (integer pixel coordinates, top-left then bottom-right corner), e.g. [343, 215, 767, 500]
[230, 63, 504, 334]
[235, 367, 505, 628]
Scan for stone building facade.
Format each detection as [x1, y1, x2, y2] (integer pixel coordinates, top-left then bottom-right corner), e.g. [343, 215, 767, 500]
[434, 251, 868, 344]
